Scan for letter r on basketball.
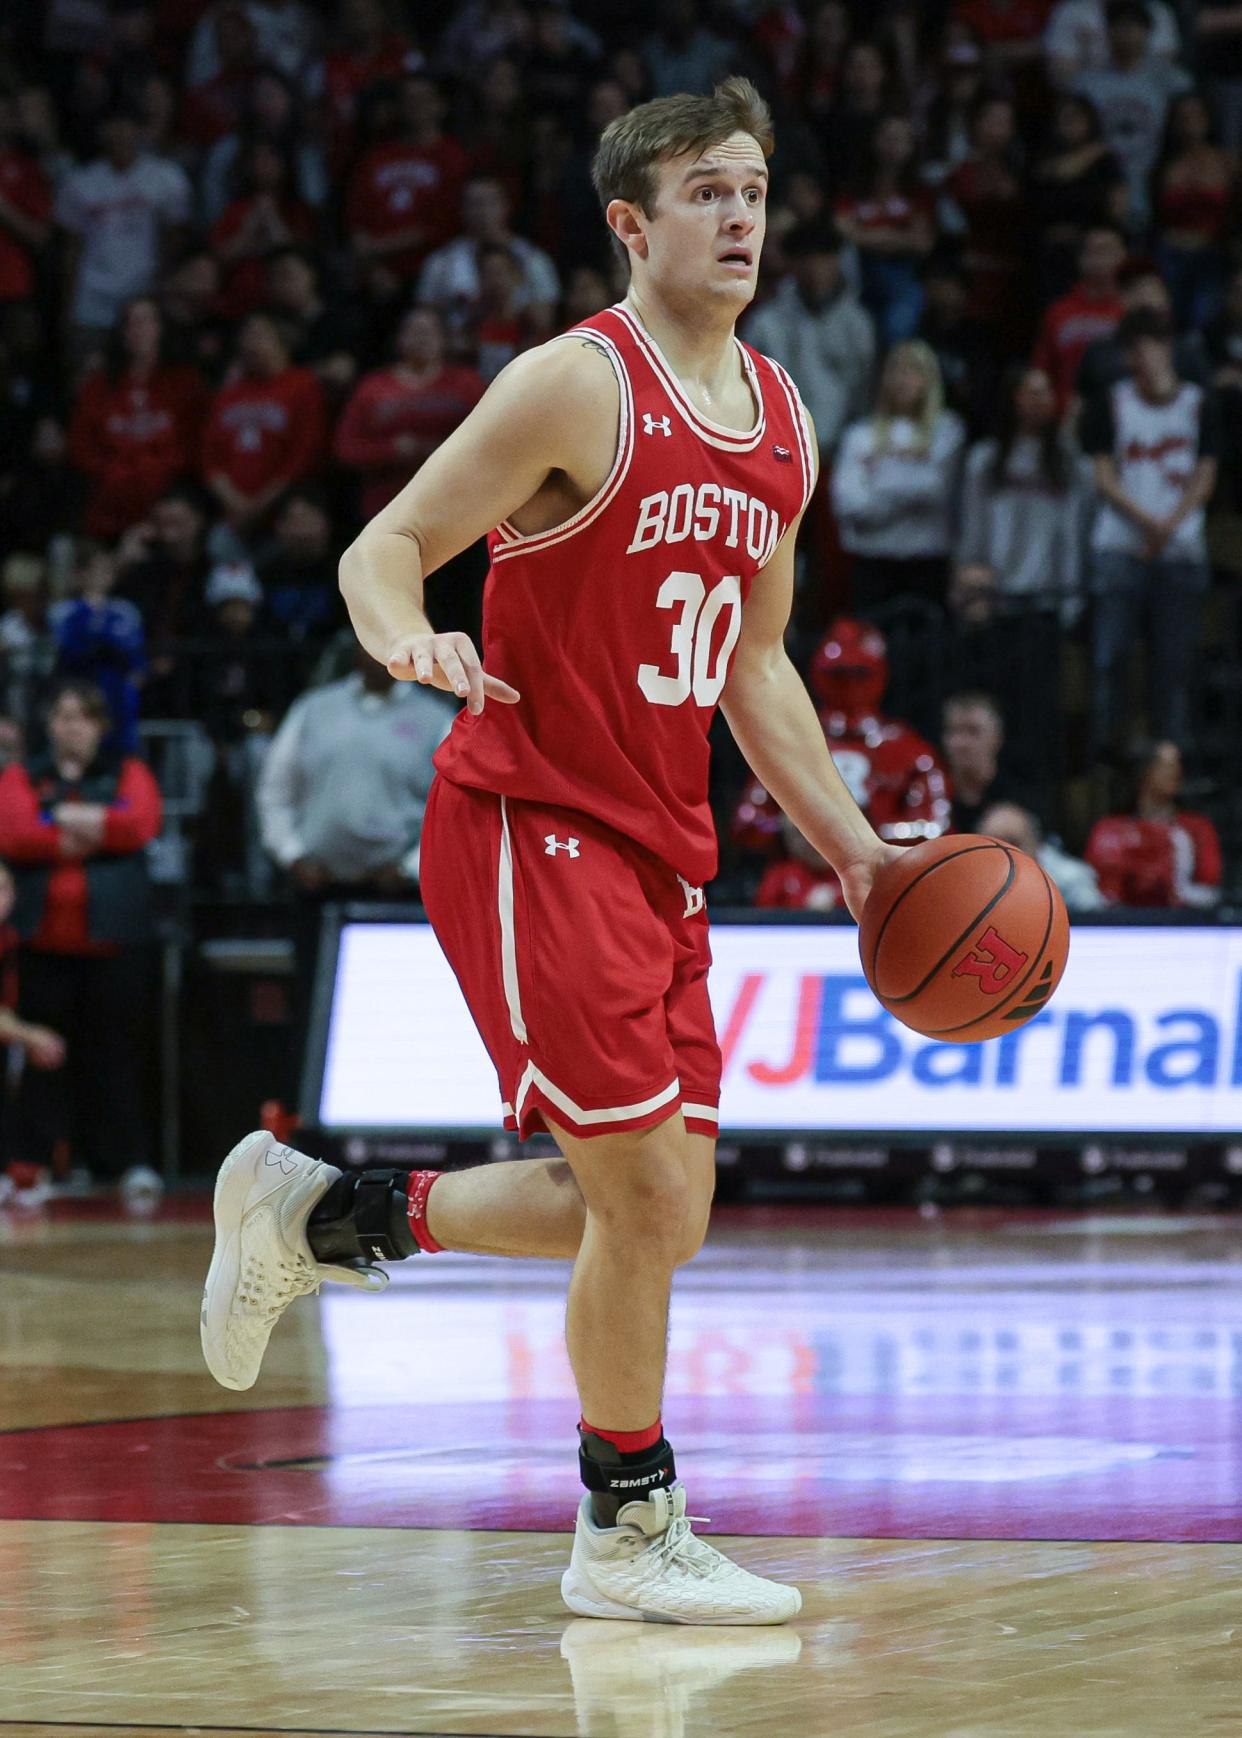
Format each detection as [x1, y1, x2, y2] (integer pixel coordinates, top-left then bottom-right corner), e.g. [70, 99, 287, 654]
[951, 926, 1029, 995]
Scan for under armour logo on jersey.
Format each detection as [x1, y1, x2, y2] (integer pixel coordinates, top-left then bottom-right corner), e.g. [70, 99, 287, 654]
[642, 413, 672, 437]
[677, 874, 705, 918]
[545, 835, 580, 858]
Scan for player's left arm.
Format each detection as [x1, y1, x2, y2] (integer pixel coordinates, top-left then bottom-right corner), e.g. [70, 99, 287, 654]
[720, 416, 902, 921]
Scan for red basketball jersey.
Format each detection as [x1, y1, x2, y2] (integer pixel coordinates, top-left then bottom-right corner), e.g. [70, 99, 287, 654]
[433, 303, 815, 885]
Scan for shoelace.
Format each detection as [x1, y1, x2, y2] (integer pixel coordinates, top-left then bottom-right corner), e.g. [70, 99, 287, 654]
[649, 1512, 719, 1579]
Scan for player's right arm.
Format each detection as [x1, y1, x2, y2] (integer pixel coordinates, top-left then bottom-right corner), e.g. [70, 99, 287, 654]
[338, 339, 617, 713]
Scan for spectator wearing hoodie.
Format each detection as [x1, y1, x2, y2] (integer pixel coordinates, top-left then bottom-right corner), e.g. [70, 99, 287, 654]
[745, 224, 876, 461]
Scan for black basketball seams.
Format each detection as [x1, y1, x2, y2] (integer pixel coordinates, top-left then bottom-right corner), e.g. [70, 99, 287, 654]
[874, 844, 1016, 1006]
[923, 858, 1059, 1039]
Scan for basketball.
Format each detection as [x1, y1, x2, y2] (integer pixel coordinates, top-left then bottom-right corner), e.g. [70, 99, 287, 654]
[859, 836, 1070, 1042]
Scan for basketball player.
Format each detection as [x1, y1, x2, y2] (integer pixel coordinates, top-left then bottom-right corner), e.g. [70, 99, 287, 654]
[201, 78, 900, 1624]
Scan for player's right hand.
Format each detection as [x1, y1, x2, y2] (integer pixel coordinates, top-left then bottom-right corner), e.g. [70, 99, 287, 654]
[387, 631, 521, 716]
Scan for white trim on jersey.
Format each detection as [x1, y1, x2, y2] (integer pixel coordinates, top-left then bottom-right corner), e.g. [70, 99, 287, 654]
[681, 1102, 719, 1124]
[610, 303, 767, 453]
[491, 328, 635, 562]
[515, 1058, 681, 1129]
[765, 356, 817, 520]
[497, 797, 529, 1043]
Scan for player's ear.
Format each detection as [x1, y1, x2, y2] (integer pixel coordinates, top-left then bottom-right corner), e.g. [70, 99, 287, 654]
[606, 198, 649, 262]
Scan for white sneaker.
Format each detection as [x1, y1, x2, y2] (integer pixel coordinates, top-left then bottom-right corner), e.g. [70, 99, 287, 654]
[561, 1486, 802, 1626]
[119, 1165, 164, 1212]
[200, 1130, 388, 1392]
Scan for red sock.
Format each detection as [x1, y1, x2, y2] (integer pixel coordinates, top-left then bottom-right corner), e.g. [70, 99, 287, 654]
[406, 1169, 445, 1254]
[580, 1416, 663, 1453]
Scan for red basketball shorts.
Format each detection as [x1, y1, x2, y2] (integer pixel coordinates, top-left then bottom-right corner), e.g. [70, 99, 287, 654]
[419, 776, 721, 1142]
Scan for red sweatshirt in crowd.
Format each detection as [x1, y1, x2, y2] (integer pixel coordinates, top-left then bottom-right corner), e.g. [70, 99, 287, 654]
[1085, 812, 1222, 909]
[0, 759, 162, 954]
[69, 365, 209, 537]
[201, 366, 326, 501]
[333, 363, 485, 516]
[346, 137, 468, 274]
[1033, 284, 1124, 413]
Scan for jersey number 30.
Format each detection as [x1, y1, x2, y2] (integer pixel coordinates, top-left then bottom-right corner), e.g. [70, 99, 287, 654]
[637, 571, 743, 708]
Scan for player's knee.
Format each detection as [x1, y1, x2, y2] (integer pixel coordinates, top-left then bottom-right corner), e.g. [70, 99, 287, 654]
[590, 1166, 694, 1262]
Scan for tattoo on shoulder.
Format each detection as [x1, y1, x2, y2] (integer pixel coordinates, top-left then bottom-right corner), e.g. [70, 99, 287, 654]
[579, 338, 610, 357]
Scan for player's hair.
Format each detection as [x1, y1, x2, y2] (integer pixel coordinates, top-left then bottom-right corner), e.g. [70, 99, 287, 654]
[591, 76, 774, 224]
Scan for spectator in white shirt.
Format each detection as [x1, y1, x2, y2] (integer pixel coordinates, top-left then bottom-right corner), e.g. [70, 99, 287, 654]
[831, 340, 966, 613]
[55, 107, 192, 354]
[1072, 0, 1192, 226]
[979, 800, 1109, 911]
[1046, 0, 1181, 87]
[416, 177, 559, 343]
[744, 223, 875, 461]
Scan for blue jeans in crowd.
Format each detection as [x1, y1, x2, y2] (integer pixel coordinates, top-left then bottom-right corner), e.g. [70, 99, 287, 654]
[1090, 551, 1209, 756]
[859, 255, 925, 347]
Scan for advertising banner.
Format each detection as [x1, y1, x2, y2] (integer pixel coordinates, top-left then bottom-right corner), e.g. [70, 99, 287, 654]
[316, 921, 1242, 1136]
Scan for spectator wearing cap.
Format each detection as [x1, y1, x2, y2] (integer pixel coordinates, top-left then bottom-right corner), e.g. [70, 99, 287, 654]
[201, 312, 327, 542]
[1086, 739, 1221, 906]
[1032, 224, 1127, 415]
[0, 679, 162, 1192]
[1080, 306, 1220, 756]
[417, 176, 560, 343]
[745, 224, 875, 463]
[334, 304, 486, 519]
[67, 296, 209, 539]
[1072, 0, 1192, 226]
[54, 106, 193, 357]
[979, 800, 1109, 910]
[834, 113, 937, 346]
[832, 342, 966, 612]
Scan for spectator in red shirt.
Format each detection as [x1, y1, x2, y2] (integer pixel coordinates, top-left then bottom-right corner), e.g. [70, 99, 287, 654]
[1032, 223, 1127, 414]
[0, 90, 53, 308]
[1152, 91, 1241, 331]
[321, 0, 418, 176]
[179, 1, 260, 149]
[68, 296, 209, 537]
[209, 137, 317, 318]
[346, 72, 468, 305]
[201, 311, 327, 538]
[946, 94, 1031, 350]
[1086, 739, 1223, 907]
[334, 305, 485, 518]
[0, 679, 162, 1190]
[835, 112, 937, 344]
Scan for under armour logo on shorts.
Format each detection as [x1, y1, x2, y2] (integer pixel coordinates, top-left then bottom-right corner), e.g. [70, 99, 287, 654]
[545, 835, 580, 857]
[642, 413, 672, 437]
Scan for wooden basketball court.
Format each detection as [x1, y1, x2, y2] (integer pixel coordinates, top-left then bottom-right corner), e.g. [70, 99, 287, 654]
[1, 1198, 1238, 1737]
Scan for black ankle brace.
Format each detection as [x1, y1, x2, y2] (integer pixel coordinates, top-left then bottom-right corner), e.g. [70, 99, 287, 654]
[578, 1427, 677, 1498]
[307, 1168, 416, 1265]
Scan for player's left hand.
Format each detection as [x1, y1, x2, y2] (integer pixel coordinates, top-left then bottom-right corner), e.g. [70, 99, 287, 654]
[838, 842, 905, 925]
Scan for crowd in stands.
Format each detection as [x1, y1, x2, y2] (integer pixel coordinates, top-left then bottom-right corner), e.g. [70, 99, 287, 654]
[0, 0, 1237, 1188]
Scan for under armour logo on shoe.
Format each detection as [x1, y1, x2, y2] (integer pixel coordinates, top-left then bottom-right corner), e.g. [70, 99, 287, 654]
[264, 1145, 297, 1174]
[545, 835, 580, 857]
[642, 413, 672, 437]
